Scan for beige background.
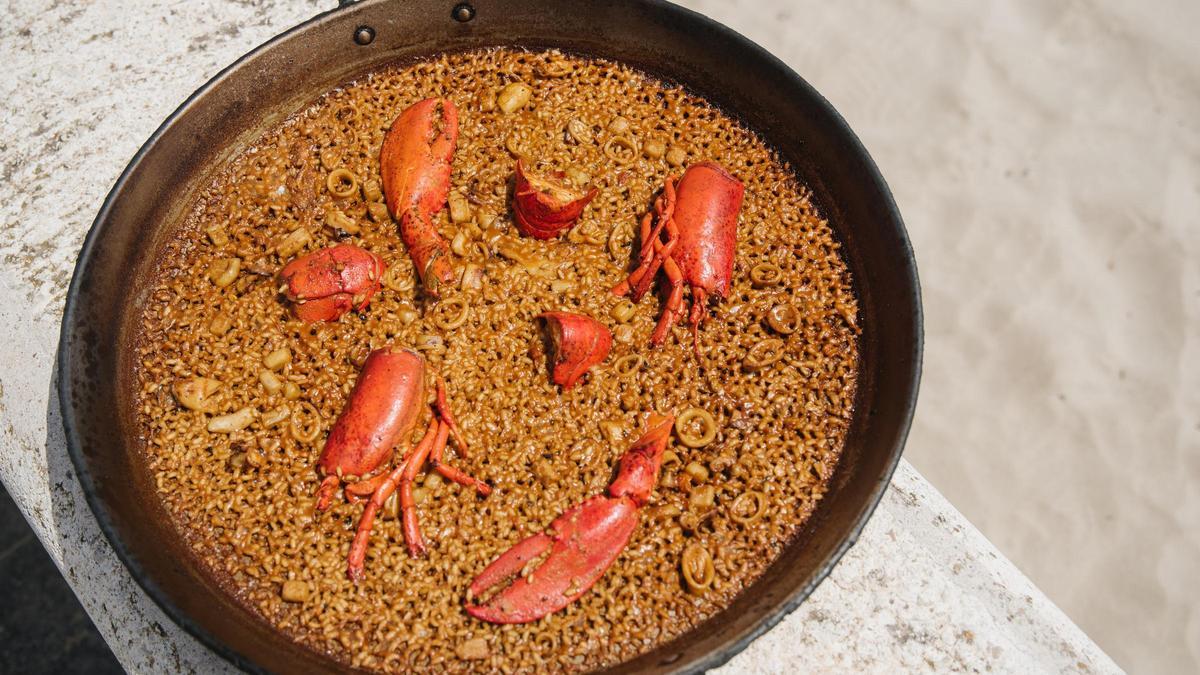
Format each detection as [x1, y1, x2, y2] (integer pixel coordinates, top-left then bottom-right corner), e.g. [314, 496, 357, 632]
[685, 0, 1199, 671]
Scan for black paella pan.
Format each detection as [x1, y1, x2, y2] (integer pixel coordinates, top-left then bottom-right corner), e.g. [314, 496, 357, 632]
[57, 0, 922, 672]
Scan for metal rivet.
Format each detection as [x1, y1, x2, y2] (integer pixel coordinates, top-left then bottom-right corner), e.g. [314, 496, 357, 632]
[354, 25, 375, 46]
[452, 2, 475, 22]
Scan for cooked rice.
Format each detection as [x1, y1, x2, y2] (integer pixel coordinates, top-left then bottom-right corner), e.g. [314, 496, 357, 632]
[135, 47, 859, 673]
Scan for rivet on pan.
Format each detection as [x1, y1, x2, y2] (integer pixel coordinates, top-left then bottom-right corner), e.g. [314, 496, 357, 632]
[452, 2, 476, 22]
[354, 25, 376, 46]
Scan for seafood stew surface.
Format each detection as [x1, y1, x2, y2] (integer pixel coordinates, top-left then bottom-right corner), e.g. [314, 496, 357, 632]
[136, 48, 859, 672]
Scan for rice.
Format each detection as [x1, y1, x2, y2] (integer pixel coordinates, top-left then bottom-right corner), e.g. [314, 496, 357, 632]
[135, 47, 859, 673]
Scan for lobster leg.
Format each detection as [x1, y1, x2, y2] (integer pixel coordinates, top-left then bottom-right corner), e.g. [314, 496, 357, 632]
[610, 213, 655, 299]
[435, 378, 469, 458]
[638, 177, 677, 265]
[346, 418, 435, 579]
[613, 219, 678, 303]
[615, 192, 680, 304]
[429, 438, 491, 495]
[315, 475, 341, 511]
[689, 286, 709, 357]
[630, 198, 663, 271]
[629, 237, 670, 302]
[346, 417, 439, 580]
[429, 377, 489, 493]
[613, 179, 677, 301]
[344, 378, 480, 501]
[343, 472, 390, 501]
[346, 494, 387, 581]
[650, 257, 685, 346]
[399, 419, 446, 558]
[636, 213, 681, 304]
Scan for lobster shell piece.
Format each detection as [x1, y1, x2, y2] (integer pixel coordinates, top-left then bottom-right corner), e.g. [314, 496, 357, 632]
[280, 244, 385, 322]
[670, 161, 743, 301]
[512, 160, 598, 239]
[317, 348, 426, 484]
[539, 312, 612, 389]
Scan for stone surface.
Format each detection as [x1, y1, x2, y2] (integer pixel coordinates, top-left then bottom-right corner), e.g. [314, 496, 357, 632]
[0, 1, 1126, 673]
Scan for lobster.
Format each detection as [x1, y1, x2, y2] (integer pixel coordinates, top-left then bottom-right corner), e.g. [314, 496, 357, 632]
[465, 413, 673, 623]
[539, 312, 612, 389]
[381, 98, 459, 297]
[512, 159, 598, 239]
[314, 347, 490, 581]
[612, 161, 744, 353]
[280, 244, 385, 322]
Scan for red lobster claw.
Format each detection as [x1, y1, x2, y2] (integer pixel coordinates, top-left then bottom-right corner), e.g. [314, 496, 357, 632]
[465, 413, 674, 624]
[381, 98, 459, 296]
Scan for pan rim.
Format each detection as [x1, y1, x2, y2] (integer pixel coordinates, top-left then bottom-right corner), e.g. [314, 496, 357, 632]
[57, 1, 923, 672]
